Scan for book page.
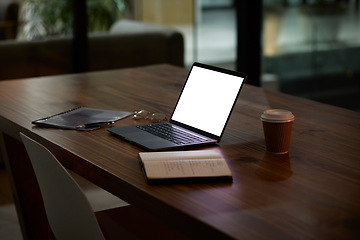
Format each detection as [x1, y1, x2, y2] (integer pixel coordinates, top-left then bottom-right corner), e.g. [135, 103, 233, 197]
[139, 150, 232, 179]
[139, 150, 223, 162]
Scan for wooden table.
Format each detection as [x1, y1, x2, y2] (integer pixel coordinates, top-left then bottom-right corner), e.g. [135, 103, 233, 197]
[1, 64, 359, 239]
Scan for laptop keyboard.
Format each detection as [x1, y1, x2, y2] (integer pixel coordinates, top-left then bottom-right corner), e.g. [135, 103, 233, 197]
[136, 122, 209, 145]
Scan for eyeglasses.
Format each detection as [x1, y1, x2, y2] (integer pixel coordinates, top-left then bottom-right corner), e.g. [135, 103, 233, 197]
[133, 110, 168, 123]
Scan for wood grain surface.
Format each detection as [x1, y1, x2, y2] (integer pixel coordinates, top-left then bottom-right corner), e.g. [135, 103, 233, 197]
[1, 64, 359, 239]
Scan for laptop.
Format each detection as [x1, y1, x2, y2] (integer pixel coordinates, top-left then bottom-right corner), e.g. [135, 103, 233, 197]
[108, 62, 247, 151]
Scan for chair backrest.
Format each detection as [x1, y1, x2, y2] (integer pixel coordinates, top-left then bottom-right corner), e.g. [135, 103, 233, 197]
[20, 133, 105, 240]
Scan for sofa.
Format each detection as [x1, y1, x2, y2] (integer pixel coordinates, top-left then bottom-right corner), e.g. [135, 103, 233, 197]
[0, 20, 184, 81]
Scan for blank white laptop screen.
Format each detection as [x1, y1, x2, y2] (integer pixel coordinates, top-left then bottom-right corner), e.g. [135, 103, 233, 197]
[171, 65, 245, 137]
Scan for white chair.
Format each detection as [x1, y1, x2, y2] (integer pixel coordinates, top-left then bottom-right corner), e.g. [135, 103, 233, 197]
[20, 133, 107, 239]
[20, 132, 187, 240]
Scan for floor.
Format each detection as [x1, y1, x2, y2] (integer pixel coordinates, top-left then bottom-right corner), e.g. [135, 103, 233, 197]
[0, 169, 22, 240]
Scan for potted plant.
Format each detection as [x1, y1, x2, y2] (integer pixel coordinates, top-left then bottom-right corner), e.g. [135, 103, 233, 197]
[20, 0, 127, 40]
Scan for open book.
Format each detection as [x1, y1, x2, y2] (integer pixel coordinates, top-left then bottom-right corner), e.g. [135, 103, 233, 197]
[138, 150, 232, 184]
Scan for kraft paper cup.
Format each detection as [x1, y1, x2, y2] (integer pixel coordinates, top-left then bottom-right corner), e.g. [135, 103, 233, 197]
[261, 109, 295, 154]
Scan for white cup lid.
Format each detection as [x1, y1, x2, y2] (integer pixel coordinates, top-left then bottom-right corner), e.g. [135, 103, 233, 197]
[261, 109, 295, 123]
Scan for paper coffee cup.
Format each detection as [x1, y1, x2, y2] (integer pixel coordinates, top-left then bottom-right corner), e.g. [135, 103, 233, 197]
[261, 109, 294, 154]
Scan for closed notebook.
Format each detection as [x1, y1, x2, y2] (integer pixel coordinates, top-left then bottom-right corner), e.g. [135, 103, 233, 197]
[32, 106, 132, 130]
[138, 149, 232, 184]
